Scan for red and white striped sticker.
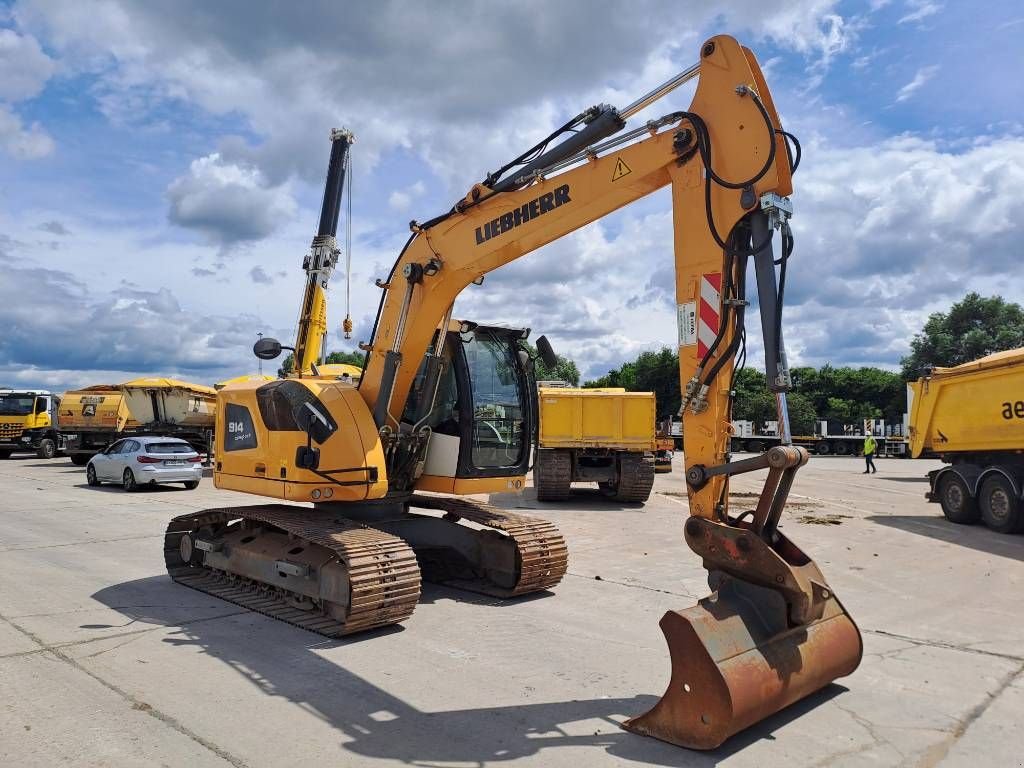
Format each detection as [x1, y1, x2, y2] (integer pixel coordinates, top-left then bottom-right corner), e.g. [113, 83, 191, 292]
[697, 272, 721, 360]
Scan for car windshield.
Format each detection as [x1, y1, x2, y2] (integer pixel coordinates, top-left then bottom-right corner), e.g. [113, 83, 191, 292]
[146, 443, 192, 454]
[0, 395, 35, 416]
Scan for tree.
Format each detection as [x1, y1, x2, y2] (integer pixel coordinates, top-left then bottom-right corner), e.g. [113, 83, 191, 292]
[901, 293, 1024, 379]
[521, 341, 580, 385]
[278, 349, 365, 377]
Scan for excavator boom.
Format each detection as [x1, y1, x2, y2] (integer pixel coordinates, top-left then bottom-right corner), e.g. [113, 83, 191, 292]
[356, 34, 861, 749]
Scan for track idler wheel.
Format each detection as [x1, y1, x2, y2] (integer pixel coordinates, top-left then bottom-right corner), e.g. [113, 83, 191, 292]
[622, 575, 862, 749]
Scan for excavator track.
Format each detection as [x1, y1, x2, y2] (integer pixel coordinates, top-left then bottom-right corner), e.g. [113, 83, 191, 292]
[164, 498, 565, 638]
[165, 505, 421, 637]
[409, 494, 568, 596]
[533, 449, 573, 501]
[612, 453, 656, 503]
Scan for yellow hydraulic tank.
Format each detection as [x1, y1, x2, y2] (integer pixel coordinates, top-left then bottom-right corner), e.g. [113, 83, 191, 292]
[538, 387, 656, 450]
[908, 348, 1024, 458]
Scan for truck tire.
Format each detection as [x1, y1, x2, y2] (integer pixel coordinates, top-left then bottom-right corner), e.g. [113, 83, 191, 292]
[978, 475, 1021, 534]
[69, 454, 90, 466]
[610, 453, 655, 503]
[747, 440, 764, 454]
[833, 441, 850, 456]
[0, 449, 11, 460]
[36, 438, 57, 460]
[534, 450, 572, 501]
[937, 473, 979, 525]
[815, 442, 832, 455]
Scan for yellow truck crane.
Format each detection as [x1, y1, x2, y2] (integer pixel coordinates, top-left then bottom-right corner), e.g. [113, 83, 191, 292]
[163, 37, 861, 750]
[0, 389, 63, 459]
[909, 347, 1024, 533]
[534, 381, 657, 502]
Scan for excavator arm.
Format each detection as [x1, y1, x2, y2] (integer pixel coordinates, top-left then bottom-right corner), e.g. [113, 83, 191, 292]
[357, 34, 861, 749]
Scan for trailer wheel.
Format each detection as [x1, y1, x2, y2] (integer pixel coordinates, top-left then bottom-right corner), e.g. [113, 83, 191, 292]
[69, 454, 90, 466]
[36, 438, 57, 460]
[747, 440, 764, 454]
[832, 441, 849, 456]
[978, 475, 1021, 534]
[937, 474, 979, 525]
[815, 442, 832, 455]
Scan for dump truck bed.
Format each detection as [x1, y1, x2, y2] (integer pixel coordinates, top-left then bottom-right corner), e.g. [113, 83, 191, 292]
[538, 387, 656, 450]
[908, 347, 1024, 457]
[58, 385, 139, 432]
[120, 378, 217, 428]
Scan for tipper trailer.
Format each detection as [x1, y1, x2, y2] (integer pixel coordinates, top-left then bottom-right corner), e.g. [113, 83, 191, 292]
[909, 348, 1024, 533]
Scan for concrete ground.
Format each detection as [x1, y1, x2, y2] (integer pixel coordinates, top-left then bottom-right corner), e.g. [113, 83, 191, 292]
[1, 452, 1022, 768]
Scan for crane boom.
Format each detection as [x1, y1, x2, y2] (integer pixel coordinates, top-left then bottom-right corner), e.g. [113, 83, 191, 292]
[293, 128, 354, 374]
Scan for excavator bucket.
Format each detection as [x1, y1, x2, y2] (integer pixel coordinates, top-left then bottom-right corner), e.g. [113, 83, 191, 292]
[623, 576, 862, 750]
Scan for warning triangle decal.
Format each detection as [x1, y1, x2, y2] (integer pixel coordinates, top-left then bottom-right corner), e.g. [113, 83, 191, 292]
[611, 157, 632, 181]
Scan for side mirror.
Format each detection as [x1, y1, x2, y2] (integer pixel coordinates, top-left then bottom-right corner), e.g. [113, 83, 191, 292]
[293, 401, 335, 445]
[254, 337, 283, 360]
[536, 335, 558, 370]
[518, 349, 531, 369]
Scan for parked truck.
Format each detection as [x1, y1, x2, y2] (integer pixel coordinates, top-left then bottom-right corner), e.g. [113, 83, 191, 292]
[533, 384, 656, 502]
[908, 348, 1024, 533]
[0, 389, 64, 459]
[58, 378, 217, 463]
[58, 385, 141, 464]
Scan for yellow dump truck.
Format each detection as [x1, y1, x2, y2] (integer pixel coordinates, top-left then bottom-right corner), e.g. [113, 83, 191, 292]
[0, 389, 63, 459]
[534, 385, 657, 502]
[59, 378, 217, 463]
[909, 348, 1024, 533]
[58, 385, 141, 464]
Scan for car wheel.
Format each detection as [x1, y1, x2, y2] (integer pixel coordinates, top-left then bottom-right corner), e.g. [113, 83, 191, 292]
[122, 468, 138, 492]
[979, 475, 1021, 534]
[183, 480, 199, 490]
[70, 454, 90, 466]
[937, 473, 979, 525]
[86, 464, 101, 487]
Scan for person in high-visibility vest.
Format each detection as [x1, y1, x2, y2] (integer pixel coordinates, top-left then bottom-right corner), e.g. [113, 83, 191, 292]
[863, 433, 877, 474]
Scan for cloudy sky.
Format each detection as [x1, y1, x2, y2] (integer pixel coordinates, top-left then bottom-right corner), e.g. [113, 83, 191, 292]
[1, 0, 1022, 393]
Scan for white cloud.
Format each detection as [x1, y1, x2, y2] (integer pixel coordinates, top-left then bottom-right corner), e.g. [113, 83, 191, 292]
[167, 153, 297, 246]
[895, 65, 938, 103]
[898, 1, 941, 24]
[387, 181, 425, 212]
[0, 104, 54, 158]
[0, 28, 55, 101]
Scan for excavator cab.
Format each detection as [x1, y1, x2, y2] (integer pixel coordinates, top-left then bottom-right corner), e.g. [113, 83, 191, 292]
[404, 323, 535, 494]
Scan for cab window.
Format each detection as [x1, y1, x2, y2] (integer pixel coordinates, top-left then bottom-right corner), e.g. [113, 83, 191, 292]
[463, 332, 526, 468]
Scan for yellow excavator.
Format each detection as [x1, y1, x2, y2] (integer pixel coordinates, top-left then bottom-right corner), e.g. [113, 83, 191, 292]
[164, 35, 861, 750]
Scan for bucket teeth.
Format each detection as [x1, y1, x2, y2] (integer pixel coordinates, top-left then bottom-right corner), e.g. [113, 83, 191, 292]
[623, 575, 862, 750]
